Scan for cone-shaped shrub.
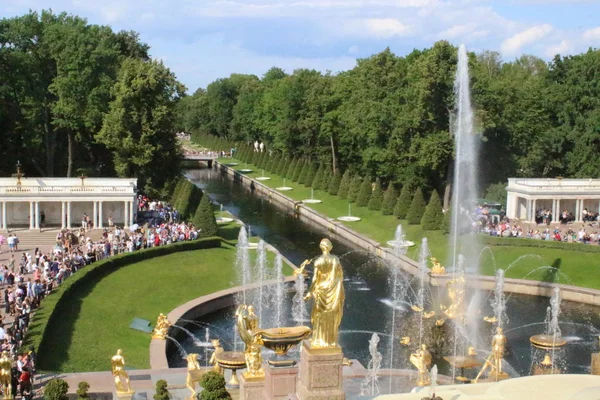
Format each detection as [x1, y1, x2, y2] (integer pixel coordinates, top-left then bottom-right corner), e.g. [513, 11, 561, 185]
[276, 154, 288, 176]
[174, 180, 192, 216]
[312, 164, 325, 190]
[406, 188, 427, 225]
[421, 190, 444, 230]
[304, 163, 318, 187]
[337, 170, 352, 198]
[283, 158, 296, 179]
[348, 175, 363, 203]
[328, 170, 342, 195]
[170, 176, 187, 205]
[441, 207, 451, 234]
[394, 185, 413, 219]
[381, 184, 398, 215]
[184, 184, 203, 220]
[368, 178, 384, 211]
[355, 178, 372, 207]
[292, 160, 304, 182]
[192, 192, 218, 237]
[298, 162, 310, 185]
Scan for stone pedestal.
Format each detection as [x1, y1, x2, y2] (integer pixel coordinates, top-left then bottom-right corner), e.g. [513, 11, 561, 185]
[240, 374, 265, 400]
[296, 341, 345, 400]
[264, 364, 299, 399]
[592, 353, 600, 375]
[115, 392, 134, 400]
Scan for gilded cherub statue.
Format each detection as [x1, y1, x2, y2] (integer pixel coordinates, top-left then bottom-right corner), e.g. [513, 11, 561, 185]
[410, 344, 432, 386]
[0, 351, 13, 400]
[152, 313, 172, 340]
[209, 339, 224, 374]
[185, 353, 202, 397]
[430, 257, 445, 275]
[111, 349, 133, 394]
[474, 327, 509, 382]
[236, 304, 264, 380]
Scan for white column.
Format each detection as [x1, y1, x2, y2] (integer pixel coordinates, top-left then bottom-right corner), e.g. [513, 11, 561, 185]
[61, 202, 66, 228]
[129, 201, 134, 226]
[1, 202, 6, 230]
[34, 202, 40, 229]
[556, 199, 561, 222]
[67, 201, 72, 229]
[123, 201, 128, 227]
[575, 199, 580, 222]
[93, 201, 98, 229]
[29, 202, 34, 229]
[532, 199, 537, 223]
[98, 201, 104, 228]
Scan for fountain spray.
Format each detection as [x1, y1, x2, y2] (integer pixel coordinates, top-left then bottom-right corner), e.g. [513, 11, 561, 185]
[255, 240, 268, 323]
[236, 226, 251, 305]
[360, 333, 382, 396]
[393, 225, 407, 256]
[417, 238, 430, 347]
[493, 269, 507, 330]
[292, 271, 307, 324]
[274, 254, 285, 328]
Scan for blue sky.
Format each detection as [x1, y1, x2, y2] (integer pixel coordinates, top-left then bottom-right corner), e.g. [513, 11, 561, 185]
[2, 0, 599, 92]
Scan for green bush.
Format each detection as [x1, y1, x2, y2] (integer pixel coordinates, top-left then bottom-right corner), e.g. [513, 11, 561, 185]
[381, 184, 397, 215]
[77, 382, 90, 400]
[311, 164, 325, 190]
[328, 170, 342, 196]
[154, 379, 171, 400]
[393, 185, 413, 219]
[27, 237, 222, 368]
[481, 236, 600, 253]
[298, 162, 310, 185]
[421, 190, 444, 230]
[184, 185, 204, 220]
[174, 180, 192, 214]
[292, 160, 304, 182]
[304, 163, 318, 187]
[347, 175, 363, 203]
[337, 170, 352, 198]
[406, 188, 427, 225]
[283, 158, 296, 179]
[200, 371, 232, 400]
[44, 379, 69, 400]
[192, 192, 219, 237]
[355, 178, 372, 207]
[367, 178, 384, 211]
[441, 208, 451, 234]
[170, 176, 187, 205]
[276, 154, 287, 176]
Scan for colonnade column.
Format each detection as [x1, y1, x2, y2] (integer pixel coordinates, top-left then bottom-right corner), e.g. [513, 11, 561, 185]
[93, 201, 98, 229]
[532, 199, 537, 222]
[129, 201, 134, 226]
[1, 202, 6, 231]
[67, 201, 72, 229]
[123, 201, 129, 228]
[29, 202, 34, 230]
[61, 202, 66, 229]
[34, 202, 40, 229]
[575, 199, 581, 222]
[98, 201, 103, 229]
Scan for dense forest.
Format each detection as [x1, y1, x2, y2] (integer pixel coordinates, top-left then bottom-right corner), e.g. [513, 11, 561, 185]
[0, 11, 184, 196]
[176, 42, 600, 201]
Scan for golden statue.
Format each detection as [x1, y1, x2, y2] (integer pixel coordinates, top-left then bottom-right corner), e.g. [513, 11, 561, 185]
[303, 238, 345, 349]
[111, 349, 133, 394]
[235, 304, 264, 380]
[430, 257, 445, 275]
[209, 339, 224, 374]
[185, 353, 203, 397]
[0, 351, 12, 400]
[410, 344, 432, 386]
[474, 327, 509, 382]
[400, 337, 411, 346]
[152, 313, 171, 339]
[442, 269, 466, 322]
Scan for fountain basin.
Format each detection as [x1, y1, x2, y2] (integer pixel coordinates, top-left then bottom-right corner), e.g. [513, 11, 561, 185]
[256, 177, 271, 181]
[216, 351, 246, 388]
[225, 163, 239, 166]
[386, 240, 415, 248]
[529, 334, 567, 349]
[238, 169, 253, 173]
[276, 187, 293, 191]
[216, 217, 234, 224]
[257, 326, 311, 367]
[337, 216, 361, 222]
[302, 199, 322, 204]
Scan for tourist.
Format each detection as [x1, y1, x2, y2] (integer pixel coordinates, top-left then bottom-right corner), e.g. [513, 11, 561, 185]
[82, 214, 88, 231]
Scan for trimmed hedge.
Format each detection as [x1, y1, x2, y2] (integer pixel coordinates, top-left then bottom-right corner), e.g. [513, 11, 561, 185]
[26, 237, 222, 368]
[481, 236, 600, 253]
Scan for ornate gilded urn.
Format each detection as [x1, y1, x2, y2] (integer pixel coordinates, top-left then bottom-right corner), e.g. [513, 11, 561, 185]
[256, 326, 311, 367]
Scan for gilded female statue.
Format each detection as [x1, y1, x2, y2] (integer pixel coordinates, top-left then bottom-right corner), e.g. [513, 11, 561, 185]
[0, 351, 12, 400]
[235, 304, 264, 379]
[410, 344, 432, 386]
[303, 238, 345, 349]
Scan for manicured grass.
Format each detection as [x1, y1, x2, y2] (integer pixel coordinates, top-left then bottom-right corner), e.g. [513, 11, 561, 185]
[220, 158, 600, 288]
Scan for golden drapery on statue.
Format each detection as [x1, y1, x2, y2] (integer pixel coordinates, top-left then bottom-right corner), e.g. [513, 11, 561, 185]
[302, 238, 345, 349]
[235, 304, 265, 380]
[0, 351, 13, 400]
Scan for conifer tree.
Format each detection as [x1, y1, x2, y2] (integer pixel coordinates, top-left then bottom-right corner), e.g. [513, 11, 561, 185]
[347, 175, 363, 203]
[192, 191, 218, 237]
[312, 164, 325, 190]
[355, 178, 372, 207]
[337, 170, 352, 198]
[393, 185, 413, 219]
[304, 163, 318, 187]
[367, 178, 384, 211]
[421, 190, 444, 230]
[381, 184, 398, 215]
[406, 188, 427, 225]
[276, 154, 287, 176]
[441, 207, 451, 234]
[292, 159, 304, 182]
[328, 170, 342, 196]
[298, 162, 310, 185]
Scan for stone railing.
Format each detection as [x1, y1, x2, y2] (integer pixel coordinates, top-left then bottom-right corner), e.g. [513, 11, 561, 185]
[0, 186, 134, 194]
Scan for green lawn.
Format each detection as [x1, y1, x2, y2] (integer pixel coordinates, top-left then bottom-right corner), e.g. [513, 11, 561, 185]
[220, 158, 600, 288]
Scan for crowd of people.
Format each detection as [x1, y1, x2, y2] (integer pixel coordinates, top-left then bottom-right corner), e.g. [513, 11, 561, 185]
[0, 195, 206, 398]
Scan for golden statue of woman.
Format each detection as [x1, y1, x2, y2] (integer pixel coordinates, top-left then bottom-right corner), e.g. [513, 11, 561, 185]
[111, 349, 133, 394]
[235, 304, 264, 380]
[410, 344, 432, 386]
[0, 351, 12, 400]
[303, 238, 345, 349]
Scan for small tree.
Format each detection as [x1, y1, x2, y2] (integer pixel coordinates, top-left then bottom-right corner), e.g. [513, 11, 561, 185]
[44, 379, 69, 400]
[154, 379, 171, 400]
[355, 178, 372, 207]
[298, 162, 310, 185]
[284, 158, 296, 179]
[328, 170, 342, 196]
[347, 175, 363, 203]
[441, 208, 451, 234]
[276, 154, 288, 176]
[200, 371, 232, 400]
[336, 170, 352, 198]
[77, 382, 90, 400]
[393, 185, 413, 219]
[381, 184, 398, 215]
[192, 193, 219, 237]
[421, 190, 444, 230]
[406, 188, 427, 225]
[304, 163, 318, 187]
[170, 176, 187, 205]
[368, 178, 384, 211]
[292, 160, 304, 182]
[311, 164, 325, 190]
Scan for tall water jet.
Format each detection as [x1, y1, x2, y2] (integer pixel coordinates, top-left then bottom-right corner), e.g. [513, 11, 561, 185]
[393, 225, 407, 256]
[530, 287, 566, 375]
[360, 333, 382, 396]
[255, 240, 268, 322]
[492, 269, 507, 330]
[236, 226, 251, 305]
[292, 272, 308, 324]
[273, 254, 285, 328]
[417, 238, 430, 347]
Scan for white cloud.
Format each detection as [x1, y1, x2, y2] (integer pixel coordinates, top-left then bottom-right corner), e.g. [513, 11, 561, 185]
[362, 18, 415, 38]
[501, 24, 553, 55]
[545, 39, 572, 57]
[583, 26, 600, 41]
[438, 23, 477, 39]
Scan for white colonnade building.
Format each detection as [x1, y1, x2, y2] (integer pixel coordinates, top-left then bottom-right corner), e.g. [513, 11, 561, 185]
[0, 177, 137, 230]
[506, 178, 600, 223]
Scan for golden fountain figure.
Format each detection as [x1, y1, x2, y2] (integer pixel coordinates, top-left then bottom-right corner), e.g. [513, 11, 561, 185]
[209, 339, 224, 374]
[185, 354, 203, 397]
[301, 238, 345, 349]
[474, 327, 509, 382]
[236, 304, 265, 380]
[410, 344, 432, 386]
[111, 349, 134, 394]
[152, 313, 172, 340]
[0, 351, 13, 400]
[442, 269, 466, 322]
[430, 257, 446, 275]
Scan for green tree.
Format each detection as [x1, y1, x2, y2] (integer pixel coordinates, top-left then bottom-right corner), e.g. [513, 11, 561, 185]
[44, 379, 69, 400]
[421, 190, 443, 230]
[298, 162, 310, 185]
[381, 184, 398, 215]
[200, 371, 232, 400]
[328, 170, 342, 196]
[97, 58, 184, 196]
[292, 160, 304, 182]
[170, 176, 187, 205]
[355, 178, 372, 207]
[368, 178, 384, 211]
[441, 208, 451, 234]
[484, 182, 507, 206]
[76, 382, 90, 400]
[394, 186, 413, 219]
[337, 170, 352, 198]
[192, 192, 218, 237]
[305, 163, 318, 187]
[406, 188, 427, 225]
[347, 175, 363, 203]
[312, 163, 325, 190]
